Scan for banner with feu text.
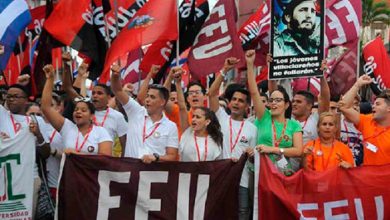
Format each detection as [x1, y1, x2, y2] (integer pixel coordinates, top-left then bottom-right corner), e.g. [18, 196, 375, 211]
[57, 154, 246, 220]
[0, 129, 35, 220]
[255, 154, 389, 219]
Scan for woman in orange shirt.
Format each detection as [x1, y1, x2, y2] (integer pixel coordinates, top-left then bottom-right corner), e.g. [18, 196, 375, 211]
[303, 112, 354, 171]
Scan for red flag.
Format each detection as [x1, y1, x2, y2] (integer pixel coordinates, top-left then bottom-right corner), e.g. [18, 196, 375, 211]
[325, 0, 362, 50]
[327, 42, 358, 96]
[238, 2, 270, 66]
[292, 77, 321, 97]
[100, 0, 178, 83]
[363, 36, 390, 95]
[188, 0, 245, 79]
[256, 154, 390, 219]
[139, 40, 173, 74]
[139, 0, 210, 81]
[121, 48, 143, 84]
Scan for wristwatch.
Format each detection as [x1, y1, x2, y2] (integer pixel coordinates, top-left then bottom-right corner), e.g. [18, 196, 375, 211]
[279, 148, 285, 155]
[153, 153, 160, 162]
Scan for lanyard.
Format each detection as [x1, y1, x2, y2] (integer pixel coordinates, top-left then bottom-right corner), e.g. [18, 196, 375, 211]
[75, 126, 93, 152]
[194, 134, 208, 161]
[272, 119, 287, 148]
[93, 108, 110, 127]
[229, 117, 245, 153]
[10, 114, 30, 134]
[49, 130, 57, 143]
[143, 116, 161, 143]
[319, 141, 335, 170]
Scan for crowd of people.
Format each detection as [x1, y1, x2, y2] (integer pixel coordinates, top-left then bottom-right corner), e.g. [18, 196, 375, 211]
[1, 48, 389, 219]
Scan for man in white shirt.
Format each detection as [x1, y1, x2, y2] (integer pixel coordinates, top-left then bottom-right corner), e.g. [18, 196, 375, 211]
[209, 58, 258, 220]
[91, 84, 128, 154]
[111, 64, 179, 162]
[0, 82, 50, 218]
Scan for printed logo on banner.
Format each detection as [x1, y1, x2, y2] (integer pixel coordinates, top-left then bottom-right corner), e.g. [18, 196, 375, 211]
[0, 130, 35, 220]
[269, 0, 325, 79]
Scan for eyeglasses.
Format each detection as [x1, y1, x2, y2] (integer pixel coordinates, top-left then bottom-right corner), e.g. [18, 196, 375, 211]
[268, 98, 284, 103]
[188, 90, 203, 96]
[6, 94, 26, 100]
[74, 96, 91, 103]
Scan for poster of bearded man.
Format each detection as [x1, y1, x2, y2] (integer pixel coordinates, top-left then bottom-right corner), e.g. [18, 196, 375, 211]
[269, 0, 324, 80]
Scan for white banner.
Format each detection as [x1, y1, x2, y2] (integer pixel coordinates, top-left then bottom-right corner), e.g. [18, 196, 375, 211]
[0, 128, 35, 220]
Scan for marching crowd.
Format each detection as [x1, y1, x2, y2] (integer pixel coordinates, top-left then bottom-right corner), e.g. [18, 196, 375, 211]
[1, 49, 390, 219]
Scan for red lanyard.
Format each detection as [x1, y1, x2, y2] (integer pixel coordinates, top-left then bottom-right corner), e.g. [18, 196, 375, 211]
[194, 134, 208, 161]
[319, 141, 335, 170]
[10, 114, 30, 134]
[143, 116, 161, 143]
[49, 130, 57, 143]
[93, 108, 110, 126]
[301, 119, 308, 130]
[229, 117, 245, 153]
[272, 120, 287, 148]
[75, 126, 93, 152]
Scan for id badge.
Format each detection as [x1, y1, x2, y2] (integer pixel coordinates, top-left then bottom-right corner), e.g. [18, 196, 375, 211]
[276, 154, 289, 169]
[366, 142, 378, 153]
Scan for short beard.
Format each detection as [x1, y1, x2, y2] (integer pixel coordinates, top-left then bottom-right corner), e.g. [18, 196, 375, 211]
[290, 18, 315, 37]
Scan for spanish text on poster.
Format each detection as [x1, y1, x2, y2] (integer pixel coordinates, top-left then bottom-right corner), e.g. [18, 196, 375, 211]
[269, 0, 324, 79]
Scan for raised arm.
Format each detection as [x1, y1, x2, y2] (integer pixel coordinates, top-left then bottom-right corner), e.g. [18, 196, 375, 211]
[246, 50, 266, 119]
[41, 65, 65, 132]
[173, 67, 190, 132]
[209, 57, 239, 112]
[62, 52, 81, 100]
[137, 65, 160, 105]
[110, 64, 129, 105]
[339, 75, 372, 124]
[78, 63, 89, 97]
[318, 61, 330, 114]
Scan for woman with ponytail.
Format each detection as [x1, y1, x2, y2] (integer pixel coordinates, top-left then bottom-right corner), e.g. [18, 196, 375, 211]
[172, 67, 223, 161]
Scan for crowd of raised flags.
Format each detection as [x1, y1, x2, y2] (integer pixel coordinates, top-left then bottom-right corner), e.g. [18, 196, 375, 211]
[0, 0, 390, 219]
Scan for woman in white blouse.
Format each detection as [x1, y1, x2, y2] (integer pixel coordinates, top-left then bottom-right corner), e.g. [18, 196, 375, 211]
[172, 67, 223, 161]
[41, 64, 112, 156]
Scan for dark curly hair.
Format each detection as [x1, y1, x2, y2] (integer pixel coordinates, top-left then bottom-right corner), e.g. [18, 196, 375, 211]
[197, 107, 223, 148]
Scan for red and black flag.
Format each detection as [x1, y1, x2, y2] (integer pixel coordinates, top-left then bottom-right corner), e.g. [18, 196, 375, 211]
[140, 0, 210, 82]
[237, 2, 270, 66]
[100, 0, 178, 83]
[43, 0, 148, 81]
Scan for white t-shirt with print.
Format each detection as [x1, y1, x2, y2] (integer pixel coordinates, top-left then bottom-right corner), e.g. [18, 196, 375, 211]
[179, 127, 222, 162]
[59, 119, 112, 154]
[94, 107, 127, 140]
[122, 98, 179, 158]
[215, 108, 257, 187]
[0, 105, 49, 178]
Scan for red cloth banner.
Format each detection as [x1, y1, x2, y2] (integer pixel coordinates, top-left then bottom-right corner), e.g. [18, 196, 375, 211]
[257, 154, 390, 219]
[188, 0, 245, 79]
[57, 154, 245, 220]
[363, 36, 390, 95]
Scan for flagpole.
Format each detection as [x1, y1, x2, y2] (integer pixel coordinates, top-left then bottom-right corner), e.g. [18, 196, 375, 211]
[113, 0, 121, 66]
[176, 0, 180, 67]
[17, 37, 24, 65]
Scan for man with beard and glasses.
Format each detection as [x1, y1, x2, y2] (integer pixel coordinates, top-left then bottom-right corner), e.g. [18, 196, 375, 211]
[274, 0, 320, 55]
